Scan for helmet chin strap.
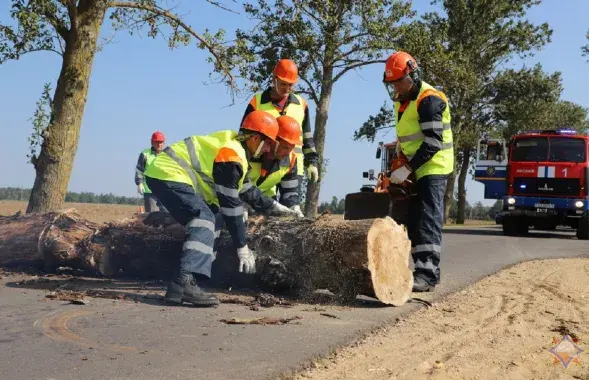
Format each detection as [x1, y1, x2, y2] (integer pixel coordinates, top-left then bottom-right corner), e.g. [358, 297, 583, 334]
[253, 140, 265, 159]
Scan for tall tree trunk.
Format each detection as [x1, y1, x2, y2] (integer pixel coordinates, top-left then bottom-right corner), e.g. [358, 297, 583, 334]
[455, 148, 471, 224]
[304, 78, 334, 218]
[443, 170, 456, 224]
[26, 2, 107, 214]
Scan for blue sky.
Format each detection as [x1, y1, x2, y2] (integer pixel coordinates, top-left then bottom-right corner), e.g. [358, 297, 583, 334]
[1, 0, 588, 206]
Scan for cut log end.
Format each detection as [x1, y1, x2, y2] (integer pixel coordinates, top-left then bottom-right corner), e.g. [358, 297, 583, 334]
[367, 217, 413, 306]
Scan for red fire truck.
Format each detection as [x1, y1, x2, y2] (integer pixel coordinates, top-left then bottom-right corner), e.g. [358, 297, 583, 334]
[474, 129, 589, 239]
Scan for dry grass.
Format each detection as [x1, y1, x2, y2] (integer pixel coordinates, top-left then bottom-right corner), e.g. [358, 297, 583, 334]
[0, 200, 139, 224]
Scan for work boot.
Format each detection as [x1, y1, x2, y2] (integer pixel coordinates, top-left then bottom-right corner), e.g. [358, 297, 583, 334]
[164, 271, 219, 307]
[412, 275, 435, 293]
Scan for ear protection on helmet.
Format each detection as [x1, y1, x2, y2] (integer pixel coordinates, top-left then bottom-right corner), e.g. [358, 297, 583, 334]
[406, 59, 421, 83]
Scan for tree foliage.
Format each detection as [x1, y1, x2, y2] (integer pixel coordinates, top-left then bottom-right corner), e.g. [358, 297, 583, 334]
[26, 82, 53, 166]
[1, 0, 235, 85]
[215, 0, 415, 217]
[583, 28, 589, 61]
[0, 187, 139, 205]
[0, 0, 238, 213]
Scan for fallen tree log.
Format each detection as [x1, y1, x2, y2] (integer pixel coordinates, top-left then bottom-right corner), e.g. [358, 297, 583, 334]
[3, 210, 413, 305]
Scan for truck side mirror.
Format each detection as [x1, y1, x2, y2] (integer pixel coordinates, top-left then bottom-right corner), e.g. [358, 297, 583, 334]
[362, 171, 369, 178]
[376, 147, 381, 159]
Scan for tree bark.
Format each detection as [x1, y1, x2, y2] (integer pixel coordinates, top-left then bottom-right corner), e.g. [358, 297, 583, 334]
[5, 211, 414, 305]
[26, 2, 108, 214]
[304, 73, 334, 218]
[443, 170, 456, 224]
[455, 148, 471, 224]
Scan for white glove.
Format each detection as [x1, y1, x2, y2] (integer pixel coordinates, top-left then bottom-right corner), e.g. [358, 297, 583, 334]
[389, 166, 411, 184]
[269, 200, 298, 216]
[237, 245, 256, 274]
[395, 142, 402, 156]
[137, 184, 144, 195]
[290, 205, 305, 218]
[243, 208, 248, 224]
[307, 164, 319, 182]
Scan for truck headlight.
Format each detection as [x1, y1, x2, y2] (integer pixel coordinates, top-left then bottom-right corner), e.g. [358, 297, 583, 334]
[575, 201, 584, 208]
[507, 197, 516, 205]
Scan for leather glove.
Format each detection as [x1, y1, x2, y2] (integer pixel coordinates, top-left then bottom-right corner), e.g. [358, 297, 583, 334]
[290, 205, 305, 218]
[137, 184, 144, 195]
[269, 200, 298, 216]
[389, 165, 411, 184]
[237, 245, 256, 274]
[307, 164, 319, 183]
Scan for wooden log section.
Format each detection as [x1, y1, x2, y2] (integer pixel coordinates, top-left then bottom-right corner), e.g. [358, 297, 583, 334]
[2, 210, 414, 305]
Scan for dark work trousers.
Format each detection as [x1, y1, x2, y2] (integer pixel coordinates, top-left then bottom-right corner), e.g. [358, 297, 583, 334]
[407, 174, 448, 285]
[145, 177, 224, 279]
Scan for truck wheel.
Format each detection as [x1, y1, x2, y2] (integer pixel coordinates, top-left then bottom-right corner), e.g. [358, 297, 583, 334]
[502, 216, 518, 236]
[576, 217, 589, 240]
[516, 221, 529, 235]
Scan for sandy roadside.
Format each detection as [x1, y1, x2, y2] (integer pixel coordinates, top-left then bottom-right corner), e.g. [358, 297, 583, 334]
[293, 258, 589, 380]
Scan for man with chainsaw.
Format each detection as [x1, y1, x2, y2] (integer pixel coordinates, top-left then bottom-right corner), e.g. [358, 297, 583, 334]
[143, 110, 301, 307]
[382, 51, 454, 292]
[240, 59, 320, 202]
[244, 115, 305, 221]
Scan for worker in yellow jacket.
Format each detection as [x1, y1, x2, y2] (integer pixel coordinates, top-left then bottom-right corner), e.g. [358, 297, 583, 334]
[144, 110, 300, 307]
[240, 59, 320, 200]
[245, 115, 305, 220]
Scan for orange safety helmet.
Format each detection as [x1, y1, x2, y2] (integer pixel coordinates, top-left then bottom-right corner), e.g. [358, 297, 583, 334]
[151, 131, 165, 142]
[276, 115, 302, 145]
[240, 110, 279, 141]
[273, 59, 298, 84]
[383, 51, 420, 82]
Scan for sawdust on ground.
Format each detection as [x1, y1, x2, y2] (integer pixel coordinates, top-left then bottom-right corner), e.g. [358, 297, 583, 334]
[294, 258, 589, 380]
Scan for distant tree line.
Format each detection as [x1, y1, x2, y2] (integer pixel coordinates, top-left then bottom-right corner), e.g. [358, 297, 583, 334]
[319, 195, 503, 221]
[0, 187, 138, 206]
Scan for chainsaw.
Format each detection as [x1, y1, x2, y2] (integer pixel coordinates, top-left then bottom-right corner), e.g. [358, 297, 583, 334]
[376, 153, 417, 200]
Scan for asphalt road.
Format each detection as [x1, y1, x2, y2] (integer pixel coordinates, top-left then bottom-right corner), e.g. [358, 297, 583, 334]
[1, 225, 587, 380]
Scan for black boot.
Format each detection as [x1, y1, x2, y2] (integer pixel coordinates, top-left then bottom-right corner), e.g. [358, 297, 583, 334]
[165, 271, 219, 307]
[412, 274, 435, 292]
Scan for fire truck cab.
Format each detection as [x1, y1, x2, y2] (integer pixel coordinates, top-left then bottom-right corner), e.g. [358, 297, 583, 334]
[475, 129, 589, 240]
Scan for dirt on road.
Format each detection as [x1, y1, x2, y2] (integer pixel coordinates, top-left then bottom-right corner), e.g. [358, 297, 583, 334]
[294, 258, 589, 380]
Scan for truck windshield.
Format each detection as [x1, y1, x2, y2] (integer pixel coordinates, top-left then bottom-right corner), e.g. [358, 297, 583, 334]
[549, 138, 586, 162]
[512, 137, 586, 162]
[512, 137, 548, 162]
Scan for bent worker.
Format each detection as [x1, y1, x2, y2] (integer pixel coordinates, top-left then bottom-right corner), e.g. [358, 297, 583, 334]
[247, 115, 305, 219]
[382, 51, 454, 292]
[135, 131, 167, 213]
[240, 59, 320, 200]
[144, 110, 299, 306]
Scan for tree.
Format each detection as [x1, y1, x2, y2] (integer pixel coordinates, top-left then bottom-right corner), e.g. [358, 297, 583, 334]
[486, 64, 563, 139]
[583, 28, 589, 61]
[215, 0, 416, 217]
[354, 0, 551, 224]
[487, 65, 589, 138]
[1, 0, 236, 213]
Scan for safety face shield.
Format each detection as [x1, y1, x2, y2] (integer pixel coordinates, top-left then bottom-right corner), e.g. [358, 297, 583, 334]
[273, 76, 295, 98]
[252, 139, 266, 159]
[383, 75, 414, 103]
[275, 139, 295, 160]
